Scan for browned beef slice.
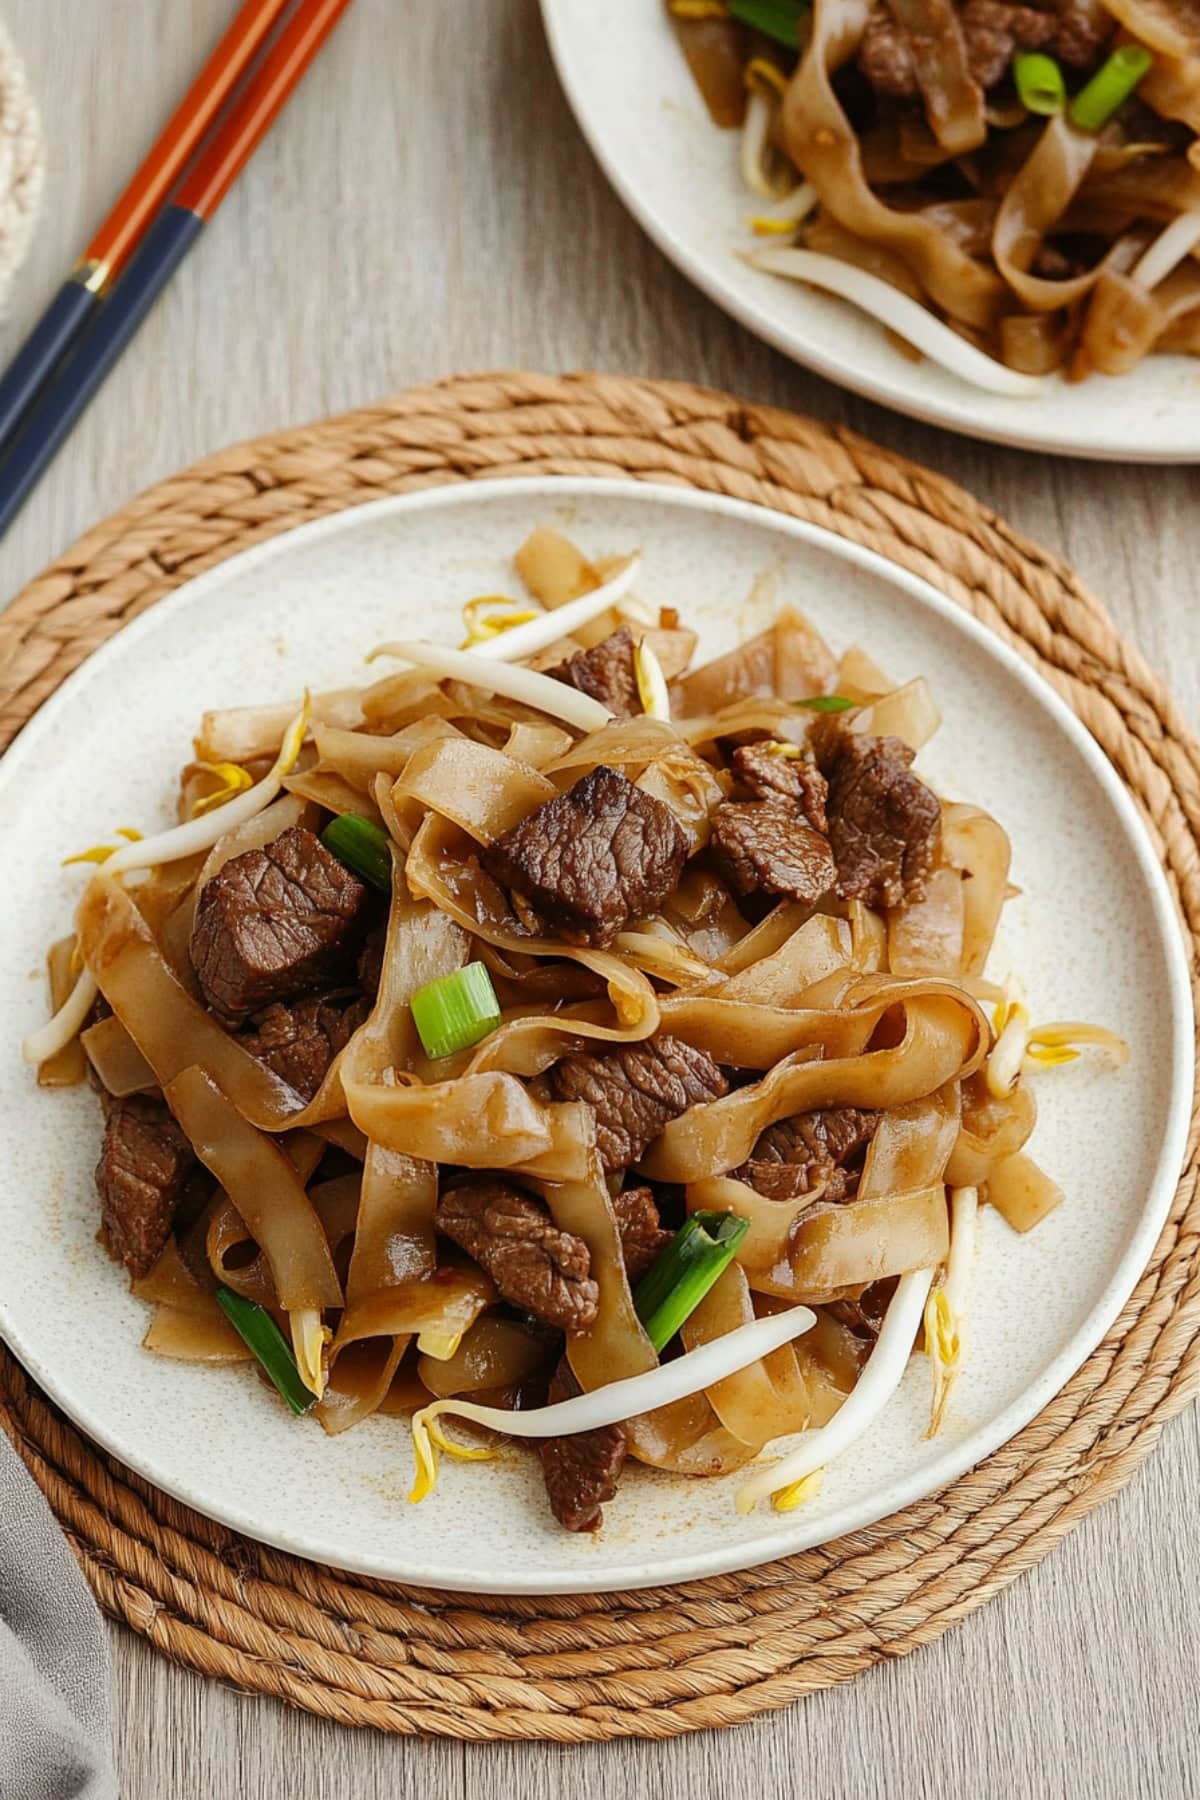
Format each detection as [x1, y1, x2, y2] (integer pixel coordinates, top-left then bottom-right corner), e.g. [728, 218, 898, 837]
[240, 996, 364, 1102]
[818, 728, 940, 909]
[733, 1107, 878, 1204]
[549, 1034, 728, 1171]
[481, 765, 688, 948]
[730, 742, 829, 832]
[858, 3, 1103, 99]
[436, 1178, 600, 1332]
[538, 1357, 627, 1533]
[612, 1185, 673, 1283]
[96, 1095, 194, 1278]
[190, 825, 371, 1022]
[709, 802, 837, 905]
[548, 625, 641, 719]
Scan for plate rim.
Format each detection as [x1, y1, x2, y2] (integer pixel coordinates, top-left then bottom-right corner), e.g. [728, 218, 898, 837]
[539, 0, 1200, 464]
[0, 474, 1192, 1593]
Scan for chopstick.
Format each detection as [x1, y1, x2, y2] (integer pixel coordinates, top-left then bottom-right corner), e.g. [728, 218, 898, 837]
[0, 0, 354, 541]
[0, 0, 292, 457]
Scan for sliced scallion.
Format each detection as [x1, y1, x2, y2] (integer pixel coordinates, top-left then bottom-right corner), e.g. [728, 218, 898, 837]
[411, 961, 502, 1060]
[727, 0, 807, 51]
[215, 1287, 316, 1417]
[1013, 51, 1065, 117]
[633, 1211, 750, 1353]
[320, 813, 393, 891]
[1069, 44, 1153, 133]
[793, 693, 854, 713]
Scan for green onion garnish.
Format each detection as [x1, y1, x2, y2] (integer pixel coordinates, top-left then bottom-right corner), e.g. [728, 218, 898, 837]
[1013, 51, 1066, 117]
[215, 1287, 316, 1416]
[727, 0, 807, 51]
[633, 1211, 750, 1353]
[411, 961, 502, 1060]
[794, 693, 854, 713]
[320, 814, 393, 891]
[1069, 44, 1153, 133]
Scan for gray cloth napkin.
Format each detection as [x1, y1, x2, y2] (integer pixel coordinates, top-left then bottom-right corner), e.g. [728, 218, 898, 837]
[0, 1429, 115, 1800]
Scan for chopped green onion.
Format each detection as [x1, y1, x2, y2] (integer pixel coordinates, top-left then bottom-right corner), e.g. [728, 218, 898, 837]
[411, 961, 502, 1060]
[728, 0, 807, 51]
[215, 1287, 316, 1417]
[320, 814, 393, 891]
[633, 1211, 750, 1353]
[793, 693, 854, 713]
[1013, 51, 1065, 117]
[1069, 44, 1153, 132]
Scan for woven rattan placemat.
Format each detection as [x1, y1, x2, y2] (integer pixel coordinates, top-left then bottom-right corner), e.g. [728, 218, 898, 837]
[0, 371, 1197, 1742]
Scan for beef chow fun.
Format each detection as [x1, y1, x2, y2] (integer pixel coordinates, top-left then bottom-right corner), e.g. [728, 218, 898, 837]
[23, 528, 1127, 1534]
[668, 0, 1200, 390]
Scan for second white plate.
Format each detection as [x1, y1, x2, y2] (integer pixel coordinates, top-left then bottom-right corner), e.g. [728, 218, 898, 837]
[541, 0, 1200, 461]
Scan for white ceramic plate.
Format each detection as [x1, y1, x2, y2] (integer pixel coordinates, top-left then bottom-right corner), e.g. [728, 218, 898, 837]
[0, 478, 1191, 1593]
[541, 0, 1200, 461]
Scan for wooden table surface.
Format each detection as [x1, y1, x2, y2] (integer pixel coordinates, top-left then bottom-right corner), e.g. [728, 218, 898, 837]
[4, 3, 1197, 1795]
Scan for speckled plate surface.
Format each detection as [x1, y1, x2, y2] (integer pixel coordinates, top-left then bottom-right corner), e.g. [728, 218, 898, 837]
[0, 478, 1191, 1593]
[541, 0, 1200, 462]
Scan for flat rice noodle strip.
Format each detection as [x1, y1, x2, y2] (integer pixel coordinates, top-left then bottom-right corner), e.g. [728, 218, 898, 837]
[133, 1224, 215, 1312]
[673, 614, 837, 717]
[847, 899, 889, 971]
[804, 213, 929, 300]
[987, 1149, 1064, 1233]
[838, 646, 895, 704]
[689, 1088, 957, 1297]
[82, 1012, 157, 1096]
[1000, 312, 1073, 375]
[463, 993, 660, 1078]
[782, 0, 1002, 328]
[657, 1001, 862, 1068]
[1080, 264, 1200, 375]
[531, 1171, 751, 1476]
[886, 0, 986, 156]
[318, 1338, 410, 1433]
[347, 1071, 595, 1181]
[1103, 1, 1200, 60]
[167, 1066, 342, 1311]
[639, 626, 698, 682]
[992, 117, 1103, 313]
[940, 802, 1011, 975]
[666, 867, 750, 962]
[313, 1118, 367, 1160]
[313, 719, 461, 792]
[332, 1264, 496, 1349]
[680, 697, 810, 752]
[203, 1141, 343, 1314]
[544, 715, 688, 777]
[947, 1074, 1037, 1185]
[39, 938, 88, 1087]
[643, 979, 986, 1181]
[143, 1302, 250, 1363]
[794, 1308, 869, 1425]
[714, 902, 817, 976]
[716, 913, 852, 998]
[849, 678, 940, 751]
[669, 10, 748, 129]
[197, 689, 364, 763]
[417, 1317, 551, 1400]
[888, 865, 965, 976]
[680, 1264, 813, 1451]
[515, 526, 600, 606]
[132, 852, 208, 928]
[1077, 161, 1200, 225]
[636, 754, 726, 851]
[392, 737, 556, 845]
[358, 669, 456, 731]
[284, 767, 383, 823]
[1140, 54, 1200, 135]
[502, 721, 574, 769]
[78, 877, 307, 1128]
[1157, 309, 1200, 352]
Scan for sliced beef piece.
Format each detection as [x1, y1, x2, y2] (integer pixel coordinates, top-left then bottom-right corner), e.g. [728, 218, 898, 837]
[710, 802, 837, 906]
[817, 726, 940, 909]
[612, 1185, 673, 1283]
[730, 742, 829, 832]
[95, 1094, 195, 1278]
[733, 1107, 878, 1204]
[858, 3, 1107, 101]
[436, 1178, 599, 1332]
[548, 625, 641, 719]
[191, 825, 371, 1023]
[827, 1277, 897, 1340]
[240, 995, 366, 1102]
[481, 765, 688, 948]
[549, 1033, 728, 1172]
[538, 1357, 627, 1533]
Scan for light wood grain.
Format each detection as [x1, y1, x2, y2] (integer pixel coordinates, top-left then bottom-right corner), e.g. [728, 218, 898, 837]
[3, 2, 1197, 1795]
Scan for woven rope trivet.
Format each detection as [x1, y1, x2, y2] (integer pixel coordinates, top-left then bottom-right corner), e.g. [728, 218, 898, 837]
[0, 372, 1197, 1742]
[0, 19, 43, 311]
